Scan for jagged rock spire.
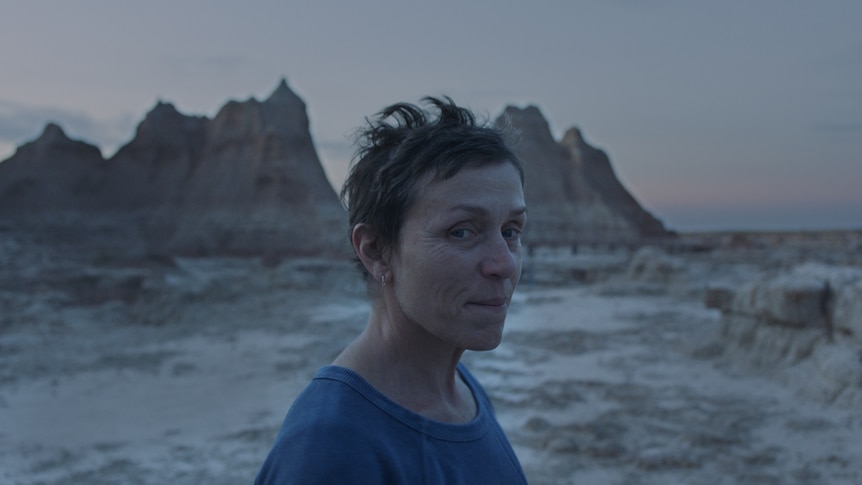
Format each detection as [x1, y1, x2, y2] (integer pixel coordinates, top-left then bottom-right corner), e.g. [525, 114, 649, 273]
[498, 105, 670, 245]
[0, 80, 348, 258]
[265, 78, 300, 104]
[39, 122, 68, 142]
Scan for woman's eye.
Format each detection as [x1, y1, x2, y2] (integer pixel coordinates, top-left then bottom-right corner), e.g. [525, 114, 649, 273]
[502, 227, 522, 239]
[450, 228, 472, 239]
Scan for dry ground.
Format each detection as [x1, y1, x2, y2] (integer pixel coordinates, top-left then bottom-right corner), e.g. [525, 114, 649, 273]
[1, 234, 860, 484]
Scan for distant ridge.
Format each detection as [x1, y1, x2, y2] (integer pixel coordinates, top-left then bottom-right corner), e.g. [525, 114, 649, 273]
[498, 105, 672, 246]
[0, 123, 106, 216]
[0, 82, 671, 257]
[0, 79, 348, 258]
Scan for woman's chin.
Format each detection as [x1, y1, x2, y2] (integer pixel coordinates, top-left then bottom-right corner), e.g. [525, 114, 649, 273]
[463, 328, 505, 352]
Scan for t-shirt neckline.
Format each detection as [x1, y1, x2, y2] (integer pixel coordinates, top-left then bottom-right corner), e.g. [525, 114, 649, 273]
[314, 363, 491, 442]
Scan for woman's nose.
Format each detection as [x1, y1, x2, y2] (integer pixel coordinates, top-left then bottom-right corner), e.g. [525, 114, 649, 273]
[480, 233, 519, 279]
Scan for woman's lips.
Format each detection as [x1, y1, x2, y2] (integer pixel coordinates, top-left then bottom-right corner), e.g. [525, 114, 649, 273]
[470, 297, 508, 307]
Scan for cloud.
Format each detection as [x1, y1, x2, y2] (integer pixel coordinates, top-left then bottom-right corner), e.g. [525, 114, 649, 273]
[0, 100, 136, 156]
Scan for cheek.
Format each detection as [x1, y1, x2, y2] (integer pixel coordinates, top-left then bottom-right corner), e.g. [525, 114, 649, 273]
[513, 252, 523, 280]
[394, 240, 476, 302]
[404, 255, 469, 306]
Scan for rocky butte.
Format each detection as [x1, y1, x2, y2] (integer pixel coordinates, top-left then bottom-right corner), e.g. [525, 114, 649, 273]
[0, 79, 348, 259]
[497, 106, 672, 247]
[0, 82, 670, 257]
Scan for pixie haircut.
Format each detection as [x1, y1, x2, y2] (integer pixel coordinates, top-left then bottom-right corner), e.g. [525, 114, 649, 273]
[340, 96, 524, 281]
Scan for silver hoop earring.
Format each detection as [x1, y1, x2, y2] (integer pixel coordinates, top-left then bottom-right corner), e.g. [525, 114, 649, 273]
[381, 274, 386, 287]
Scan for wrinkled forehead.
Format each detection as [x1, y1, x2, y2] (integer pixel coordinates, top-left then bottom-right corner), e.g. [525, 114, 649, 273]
[419, 158, 523, 191]
[408, 161, 525, 215]
[435, 157, 524, 187]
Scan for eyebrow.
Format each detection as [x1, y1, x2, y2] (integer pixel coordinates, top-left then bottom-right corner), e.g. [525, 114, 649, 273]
[448, 204, 528, 217]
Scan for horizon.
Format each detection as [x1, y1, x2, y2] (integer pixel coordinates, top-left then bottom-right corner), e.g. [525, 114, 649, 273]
[1, 1, 860, 233]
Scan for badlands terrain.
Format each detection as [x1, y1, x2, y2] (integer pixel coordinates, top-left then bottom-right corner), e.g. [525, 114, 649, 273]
[1, 230, 861, 484]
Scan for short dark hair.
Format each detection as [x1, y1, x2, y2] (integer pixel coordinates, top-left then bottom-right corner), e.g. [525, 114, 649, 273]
[341, 96, 524, 281]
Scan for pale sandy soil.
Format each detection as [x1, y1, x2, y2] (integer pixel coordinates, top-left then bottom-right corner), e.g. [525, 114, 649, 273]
[1, 236, 860, 484]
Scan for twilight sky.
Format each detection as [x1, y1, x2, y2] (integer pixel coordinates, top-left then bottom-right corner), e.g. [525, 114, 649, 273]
[1, 0, 860, 232]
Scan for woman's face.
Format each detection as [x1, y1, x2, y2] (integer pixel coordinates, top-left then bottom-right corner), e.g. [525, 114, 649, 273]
[388, 162, 526, 351]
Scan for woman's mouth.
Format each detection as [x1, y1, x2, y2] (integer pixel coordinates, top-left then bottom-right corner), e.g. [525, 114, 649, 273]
[469, 297, 508, 308]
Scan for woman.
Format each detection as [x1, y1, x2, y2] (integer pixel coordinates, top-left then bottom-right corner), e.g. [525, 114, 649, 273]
[256, 97, 528, 484]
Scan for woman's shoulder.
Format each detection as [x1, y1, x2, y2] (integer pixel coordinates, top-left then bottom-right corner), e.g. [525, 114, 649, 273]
[255, 366, 411, 484]
[283, 366, 382, 427]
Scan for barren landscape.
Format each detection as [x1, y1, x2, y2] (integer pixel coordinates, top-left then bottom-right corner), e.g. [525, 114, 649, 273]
[3, 2, 861, 483]
[2, 230, 861, 484]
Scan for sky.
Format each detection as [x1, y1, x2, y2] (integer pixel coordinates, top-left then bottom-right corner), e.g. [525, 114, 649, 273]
[1, 0, 860, 232]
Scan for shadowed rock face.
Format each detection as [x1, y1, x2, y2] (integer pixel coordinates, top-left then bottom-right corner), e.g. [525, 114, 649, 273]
[107, 102, 208, 211]
[0, 123, 106, 218]
[0, 80, 348, 258]
[497, 106, 671, 245]
[1, 86, 670, 256]
[166, 80, 347, 257]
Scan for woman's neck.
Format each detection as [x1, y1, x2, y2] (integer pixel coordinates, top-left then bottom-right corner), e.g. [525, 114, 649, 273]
[332, 306, 477, 423]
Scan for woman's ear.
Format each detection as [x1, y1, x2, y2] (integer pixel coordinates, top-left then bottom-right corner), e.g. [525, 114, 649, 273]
[351, 223, 389, 280]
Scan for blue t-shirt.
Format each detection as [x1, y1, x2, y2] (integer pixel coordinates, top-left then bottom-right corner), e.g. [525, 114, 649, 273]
[255, 364, 527, 484]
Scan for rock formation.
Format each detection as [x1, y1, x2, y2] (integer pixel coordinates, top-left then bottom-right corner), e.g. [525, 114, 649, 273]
[497, 106, 671, 246]
[106, 101, 208, 211]
[705, 262, 862, 408]
[1, 84, 673, 256]
[0, 123, 106, 219]
[0, 79, 348, 258]
[163, 79, 347, 257]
